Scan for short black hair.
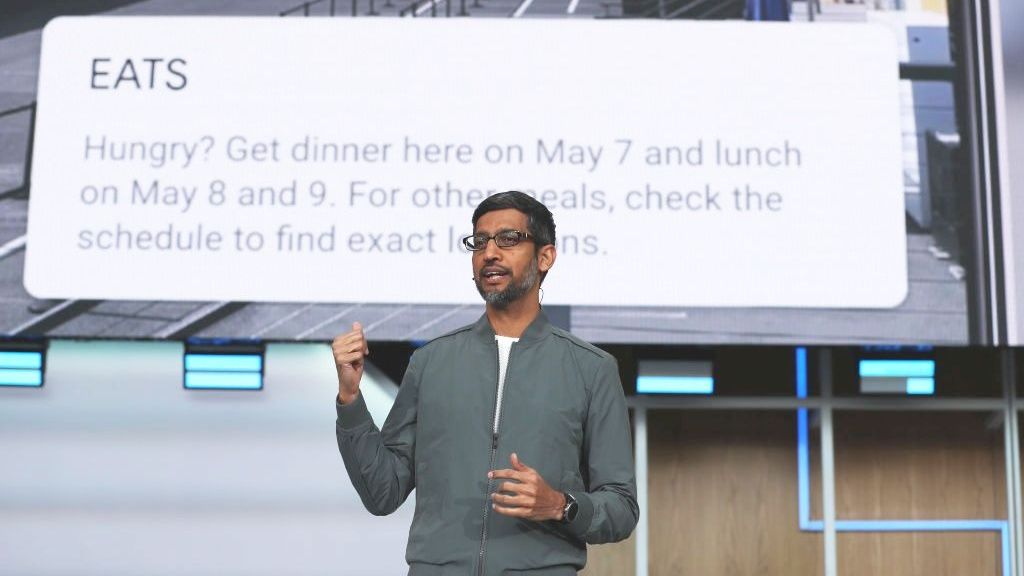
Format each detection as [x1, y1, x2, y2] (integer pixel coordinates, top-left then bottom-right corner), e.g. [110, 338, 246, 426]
[471, 191, 556, 248]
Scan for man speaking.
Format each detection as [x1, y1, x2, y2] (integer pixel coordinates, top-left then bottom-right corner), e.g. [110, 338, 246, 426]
[332, 191, 638, 575]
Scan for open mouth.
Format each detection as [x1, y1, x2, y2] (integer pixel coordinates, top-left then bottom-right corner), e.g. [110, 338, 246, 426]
[481, 267, 509, 285]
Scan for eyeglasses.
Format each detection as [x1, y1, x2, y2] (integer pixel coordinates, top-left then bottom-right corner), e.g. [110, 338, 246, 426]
[461, 229, 535, 251]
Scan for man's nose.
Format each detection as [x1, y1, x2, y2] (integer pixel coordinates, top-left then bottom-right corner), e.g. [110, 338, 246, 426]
[481, 238, 503, 260]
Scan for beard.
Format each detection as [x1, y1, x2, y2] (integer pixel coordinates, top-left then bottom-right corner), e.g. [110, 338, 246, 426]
[475, 257, 539, 309]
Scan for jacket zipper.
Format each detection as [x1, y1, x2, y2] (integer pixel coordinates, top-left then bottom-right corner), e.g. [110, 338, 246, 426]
[477, 340, 514, 576]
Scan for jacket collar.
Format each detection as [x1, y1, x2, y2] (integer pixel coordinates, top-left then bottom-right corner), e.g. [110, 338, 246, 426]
[471, 309, 552, 346]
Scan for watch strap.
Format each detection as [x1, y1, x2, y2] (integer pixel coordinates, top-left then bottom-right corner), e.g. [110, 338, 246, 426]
[561, 491, 578, 523]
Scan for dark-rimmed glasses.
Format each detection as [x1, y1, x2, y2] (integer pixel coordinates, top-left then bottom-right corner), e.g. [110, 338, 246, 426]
[461, 230, 534, 251]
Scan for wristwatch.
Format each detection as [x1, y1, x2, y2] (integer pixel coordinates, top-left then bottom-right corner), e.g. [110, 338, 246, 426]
[560, 492, 578, 523]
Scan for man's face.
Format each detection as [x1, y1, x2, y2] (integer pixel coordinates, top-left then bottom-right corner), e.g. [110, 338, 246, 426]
[472, 209, 539, 308]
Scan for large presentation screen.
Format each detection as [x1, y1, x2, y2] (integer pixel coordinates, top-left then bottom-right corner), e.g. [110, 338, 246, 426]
[1, 6, 978, 344]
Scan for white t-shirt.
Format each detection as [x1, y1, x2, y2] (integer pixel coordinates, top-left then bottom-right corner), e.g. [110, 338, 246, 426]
[494, 335, 519, 434]
[496, 335, 519, 388]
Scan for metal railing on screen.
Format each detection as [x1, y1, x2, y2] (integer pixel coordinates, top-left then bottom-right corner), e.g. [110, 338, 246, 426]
[279, 0, 337, 16]
[0, 101, 36, 200]
[596, 0, 744, 21]
[279, 0, 404, 17]
[398, 0, 457, 17]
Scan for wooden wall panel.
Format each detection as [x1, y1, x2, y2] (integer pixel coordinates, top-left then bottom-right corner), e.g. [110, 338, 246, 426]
[643, 407, 1003, 573]
[580, 532, 635, 576]
[646, 410, 822, 576]
[587, 410, 1007, 576]
[838, 532, 1001, 576]
[832, 412, 1005, 520]
[832, 411, 1005, 576]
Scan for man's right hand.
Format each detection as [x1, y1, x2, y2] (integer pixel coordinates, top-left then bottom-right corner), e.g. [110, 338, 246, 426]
[332, 322, 369, 405]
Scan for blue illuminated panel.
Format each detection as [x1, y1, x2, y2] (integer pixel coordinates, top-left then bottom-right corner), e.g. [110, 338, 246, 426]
[184, 352, 262, 391]
[905, 377, 936, 395]
[0, 351, 44, 387]
[185, 371, 262, 390]
[0, 368, 43, 387]
[636, 360, 714, 395]
[859, 359, 936, 396]
[636, 376, 714, 394]
[185, 354, 262, 372]
[859, 360, 935, 378]
[0, 351, 43, 370]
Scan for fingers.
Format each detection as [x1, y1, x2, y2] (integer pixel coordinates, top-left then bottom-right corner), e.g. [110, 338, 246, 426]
[489, 462, 552, 520]
[331, 335, 364, 355]
[491, 488, 543, 520]
[488, 468, 525, 482]
[497, 480, 532, 496]
[331, 322, 368, 367]
[491, 490, 531, 507]
[354, 322, 369, 356]
[334, 342, 365, 357]
[490, 454, 534, 482]
[489, 454, 557, 521]
[511, 452, 530, 471]
[335, 353, 364, 370]
[492, 481, 535, 512]
[332, 325, 365, 349]
[333, 344, 365, 365]
[492, 503, 530, 518]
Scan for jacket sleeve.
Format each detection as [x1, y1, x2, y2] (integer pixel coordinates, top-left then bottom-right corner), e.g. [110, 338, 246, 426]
[335, 351, 421, 516]
[561, 354, 639, 544]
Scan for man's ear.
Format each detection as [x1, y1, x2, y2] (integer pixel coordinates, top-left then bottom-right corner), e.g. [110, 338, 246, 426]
[538, 244, 556, 273]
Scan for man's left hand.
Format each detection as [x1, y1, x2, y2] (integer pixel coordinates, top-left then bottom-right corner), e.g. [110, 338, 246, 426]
[489, 452, 565, 521]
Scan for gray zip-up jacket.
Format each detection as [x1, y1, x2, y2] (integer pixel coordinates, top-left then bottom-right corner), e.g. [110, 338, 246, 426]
[335, 311, 638, 576]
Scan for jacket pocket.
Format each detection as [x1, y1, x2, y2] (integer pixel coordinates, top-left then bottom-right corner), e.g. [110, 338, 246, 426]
[409, 460, 446, 548]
